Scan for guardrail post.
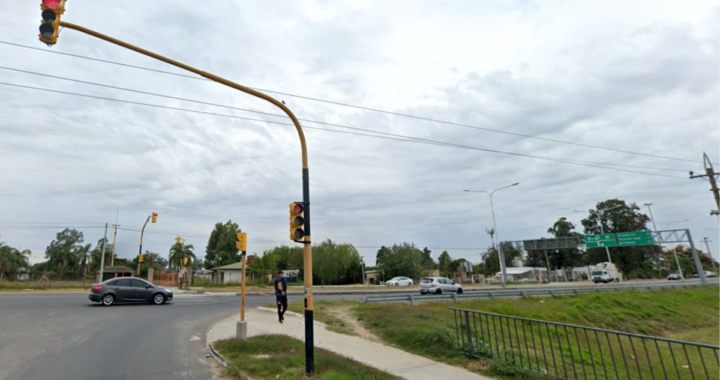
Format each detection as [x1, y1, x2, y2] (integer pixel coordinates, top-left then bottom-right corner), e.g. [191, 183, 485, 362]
[490, 293, 495, 300]
[574, 289, 579, 295]
[452, 293, 458, 302]
[520, 291, 525, 297]
[464, 311, 474, 357]
[550, 290, 555, 296]
[409, 295, 415, 306]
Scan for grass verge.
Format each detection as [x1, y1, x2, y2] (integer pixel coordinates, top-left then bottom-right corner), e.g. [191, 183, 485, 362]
[213, 335, 400, 380]
[0, 280, 90, 291]
[352, 286, 719, 379]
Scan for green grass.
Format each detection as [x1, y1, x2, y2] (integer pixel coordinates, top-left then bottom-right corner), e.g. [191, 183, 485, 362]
[267, 300, 357, 336]
[0, 280, 90, 291]
[213, 335, 400, 380]
[353, 287, 720, 380]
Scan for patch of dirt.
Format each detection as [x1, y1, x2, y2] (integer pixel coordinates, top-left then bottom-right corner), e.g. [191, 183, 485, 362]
[327, 306, 381, 342]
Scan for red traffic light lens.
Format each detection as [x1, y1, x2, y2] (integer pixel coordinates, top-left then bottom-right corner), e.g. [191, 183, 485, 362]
[293, 203, 304, 214]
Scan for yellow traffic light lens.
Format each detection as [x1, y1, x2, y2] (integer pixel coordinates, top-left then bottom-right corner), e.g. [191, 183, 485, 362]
[41, 9, 56, 22]
[292, 216, 304, 226]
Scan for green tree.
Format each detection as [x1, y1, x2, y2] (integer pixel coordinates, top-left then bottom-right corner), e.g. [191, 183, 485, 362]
[313, 240, 361, 285]
[376, 246, 391, 268]
[666, 245, 717, 275]
[88, 237, 111, 274]
[205, 220, 241, 268]
[45, 228, 86, 280]
[168, 243, 195, 268]
[379, 242, 424, 280]
[546, 217, 584, 270]
[421, 247, 435, 268]
[0, 243, 31, 281]
[580, 199, 655, 278]
[437, 251, 452, 276]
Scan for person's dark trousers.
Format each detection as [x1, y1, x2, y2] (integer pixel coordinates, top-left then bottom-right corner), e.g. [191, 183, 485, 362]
[276, 295, 288, 321]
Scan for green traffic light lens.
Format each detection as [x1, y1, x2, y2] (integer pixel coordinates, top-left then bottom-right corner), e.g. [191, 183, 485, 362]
[39, 23, 54, 38]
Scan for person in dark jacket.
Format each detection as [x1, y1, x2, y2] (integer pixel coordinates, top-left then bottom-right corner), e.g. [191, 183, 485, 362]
[274, 271, 288, 323]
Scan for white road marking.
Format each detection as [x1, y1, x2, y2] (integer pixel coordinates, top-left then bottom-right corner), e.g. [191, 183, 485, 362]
[190, 335, 200, 341]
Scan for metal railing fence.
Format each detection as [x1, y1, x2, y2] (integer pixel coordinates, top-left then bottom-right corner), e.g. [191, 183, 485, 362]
[452, 308, 719, 380]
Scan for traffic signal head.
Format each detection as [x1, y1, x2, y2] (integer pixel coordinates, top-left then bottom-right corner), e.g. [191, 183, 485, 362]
[176, 236, 181, 244]
[138, 254, 144, 263]
[235, 232, 247, 251]
[183, 257, 189, 266]
[151, 212, 158, 223]
[289, 202, 305, 241]
[39, 0, 66, 46]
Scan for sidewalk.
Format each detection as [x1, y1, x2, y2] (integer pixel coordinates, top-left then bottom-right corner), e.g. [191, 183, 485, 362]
[207, 308, 493, 380]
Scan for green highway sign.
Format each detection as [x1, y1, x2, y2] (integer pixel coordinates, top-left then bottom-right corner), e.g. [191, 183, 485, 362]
[617, 231, 655, 247]
[584, 233, 617, 248]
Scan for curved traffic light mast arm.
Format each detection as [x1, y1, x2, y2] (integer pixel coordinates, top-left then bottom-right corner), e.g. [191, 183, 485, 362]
[57, 21, 316, 373]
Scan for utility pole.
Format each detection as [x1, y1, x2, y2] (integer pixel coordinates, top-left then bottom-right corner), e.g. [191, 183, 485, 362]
[702, 237, 717, 274]
[110, 207, 119, 266]
[644, 203, 667, 270]
[99, 223, 108, 282]
[690, 152, 720, 217]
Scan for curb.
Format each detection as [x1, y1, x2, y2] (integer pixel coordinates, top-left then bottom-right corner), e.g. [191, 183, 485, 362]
[257, 306, 303, 318]
[207, 342, 228, 368]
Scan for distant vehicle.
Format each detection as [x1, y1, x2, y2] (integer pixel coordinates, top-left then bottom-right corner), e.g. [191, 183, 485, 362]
[385, 277, 414, 286]
[667, 273, 682, 281]
[703, 271, 717, 278]
[419, 277, 463, 295]
[590, 269, 620, 284]
[88, 277, 173, 306]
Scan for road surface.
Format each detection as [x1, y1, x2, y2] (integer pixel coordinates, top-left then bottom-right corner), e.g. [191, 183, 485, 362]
[0, 291, 360, 380]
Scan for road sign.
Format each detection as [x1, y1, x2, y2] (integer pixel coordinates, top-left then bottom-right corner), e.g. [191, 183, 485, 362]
[617, 231, 655, 247]
[584, 233, 617, 248]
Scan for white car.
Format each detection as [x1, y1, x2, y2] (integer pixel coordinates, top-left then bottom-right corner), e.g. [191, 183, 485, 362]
[385, 276, 414, 286]
[419, 277, 463, 295]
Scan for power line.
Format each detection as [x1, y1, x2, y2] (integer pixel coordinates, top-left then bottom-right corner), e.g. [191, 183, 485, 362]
[0, 66, 691, 175]
[0, 81, 687, 179]
[0, 40, 700, 164]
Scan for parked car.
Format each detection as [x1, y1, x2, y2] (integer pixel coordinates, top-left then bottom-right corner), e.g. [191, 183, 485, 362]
[385, 276, 414, 286]
[88, 277, 173, 306]
[419, 277, 463, 295]
[667, 273, 682, 281]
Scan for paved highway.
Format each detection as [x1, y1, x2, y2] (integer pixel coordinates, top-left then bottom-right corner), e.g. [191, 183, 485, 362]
[0, 291, 362, 380]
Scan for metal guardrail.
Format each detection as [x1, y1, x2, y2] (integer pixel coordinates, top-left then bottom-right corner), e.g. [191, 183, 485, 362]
[451, 307, 720, 380]
[360, 281, 715, 305]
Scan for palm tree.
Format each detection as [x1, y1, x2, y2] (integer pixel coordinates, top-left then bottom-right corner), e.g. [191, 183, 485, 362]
[0, 245, 31, 281]
[168, 243, 196, 269]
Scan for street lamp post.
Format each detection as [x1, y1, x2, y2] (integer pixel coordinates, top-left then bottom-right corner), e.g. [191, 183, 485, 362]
[464, 182, 519, 288]
[643, 203, 666, 270]
[576, 205, 622, 266]
[138, 212, 158, 277]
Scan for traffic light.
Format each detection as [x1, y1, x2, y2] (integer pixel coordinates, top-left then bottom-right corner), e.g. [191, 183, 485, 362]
[151, 212, 158, 223]
[138, 254, 144, 263]
[176, 236, 181, 245]
[236, 232, 247, 252]
[289, 202, 305, 241]
[183, 257, 189, 266]
[39, 0, 66, 46]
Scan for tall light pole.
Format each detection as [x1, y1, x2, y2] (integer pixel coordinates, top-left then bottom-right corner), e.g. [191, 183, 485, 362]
[643, 203, 666, 270]
[702, 237, 717, 274]
[464, 182, 519, 287]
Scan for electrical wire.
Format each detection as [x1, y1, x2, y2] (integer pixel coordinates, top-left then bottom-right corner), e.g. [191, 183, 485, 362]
[0, 66, 691, 175]
[0, 40, 700, 164]
[0, 81, 687, 179]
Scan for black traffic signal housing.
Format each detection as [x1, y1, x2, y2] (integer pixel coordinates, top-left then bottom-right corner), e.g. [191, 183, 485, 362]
[289, 202, 305, 241]
[39, 0, 66, 46]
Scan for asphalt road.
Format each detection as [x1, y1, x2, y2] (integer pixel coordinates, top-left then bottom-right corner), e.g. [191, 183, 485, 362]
[0, 291, 363, 380]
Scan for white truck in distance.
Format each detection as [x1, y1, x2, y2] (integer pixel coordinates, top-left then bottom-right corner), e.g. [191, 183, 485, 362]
[589, 263, 621, 283]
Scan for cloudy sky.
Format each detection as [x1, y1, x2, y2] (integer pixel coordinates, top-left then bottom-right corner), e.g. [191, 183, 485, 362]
[0, 0, 718, 266]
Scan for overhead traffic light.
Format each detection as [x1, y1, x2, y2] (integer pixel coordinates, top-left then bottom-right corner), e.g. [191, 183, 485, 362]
[138, 254, 144, 263]
[289, 202, 305, 241]
[151, 212, 158, 223]
[183, 257, 189, 266]
[236, 232, 247, 252]
[39, 0, 66, 46]
[176, 236, 182, 245]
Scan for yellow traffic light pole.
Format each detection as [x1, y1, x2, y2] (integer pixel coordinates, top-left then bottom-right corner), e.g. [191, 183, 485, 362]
[56, 21, 315, 373]
[137, 212, 157, 276]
